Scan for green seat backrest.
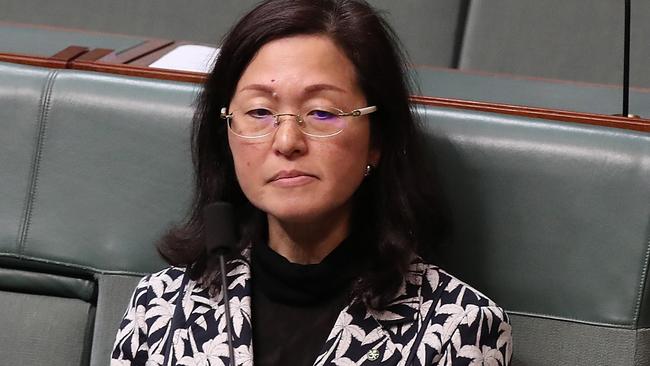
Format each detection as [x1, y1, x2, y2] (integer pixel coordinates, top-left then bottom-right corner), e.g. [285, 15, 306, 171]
[0, 61, 197, 365]
[418, 104, 650, 365]
[459, 0, 650, 87]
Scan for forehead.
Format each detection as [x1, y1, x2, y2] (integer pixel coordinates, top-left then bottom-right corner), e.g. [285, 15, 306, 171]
[234, 34, 362, 98]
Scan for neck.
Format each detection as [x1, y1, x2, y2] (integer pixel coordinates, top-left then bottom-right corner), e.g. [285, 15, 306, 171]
[267, 207, 351, 264]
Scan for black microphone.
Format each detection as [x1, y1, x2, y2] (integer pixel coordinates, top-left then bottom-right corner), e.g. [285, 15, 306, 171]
[203, 202, 237, 366]
[204, 202, 237, 255]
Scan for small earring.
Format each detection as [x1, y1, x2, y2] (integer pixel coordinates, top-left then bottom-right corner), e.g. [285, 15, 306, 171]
[364, 164, 373, 177]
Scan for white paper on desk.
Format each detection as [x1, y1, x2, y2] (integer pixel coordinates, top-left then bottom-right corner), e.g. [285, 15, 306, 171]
[149, 45, 219, 73]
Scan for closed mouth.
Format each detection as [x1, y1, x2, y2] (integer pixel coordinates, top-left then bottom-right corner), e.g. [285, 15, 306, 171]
[269, 170, 317, 183]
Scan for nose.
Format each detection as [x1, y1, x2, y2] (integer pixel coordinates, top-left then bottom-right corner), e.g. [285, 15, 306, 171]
[271, 115, 307, 158]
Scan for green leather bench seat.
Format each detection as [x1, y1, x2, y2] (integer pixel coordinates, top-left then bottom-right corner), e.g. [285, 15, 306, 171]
[0, 290, 94, 365]
[419, 104, 650, 365]
[0, 61, 196, 366]
[1, 61, 649, 365]
[411, 67, 650, 118]
[0, 22, 148, 57]
[0, 267, 95, 300]
[459, 0, 650, 87]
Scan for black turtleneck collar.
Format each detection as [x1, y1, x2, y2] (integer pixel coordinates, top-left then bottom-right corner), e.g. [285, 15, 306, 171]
[251, 234, 366, 306]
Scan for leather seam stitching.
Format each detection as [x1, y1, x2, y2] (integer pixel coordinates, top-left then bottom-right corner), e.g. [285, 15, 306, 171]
[632, 219, 650, 327]
[0, 253, 149, 276]
[17, 70, 58, 255]
[507, 310, 635, 329]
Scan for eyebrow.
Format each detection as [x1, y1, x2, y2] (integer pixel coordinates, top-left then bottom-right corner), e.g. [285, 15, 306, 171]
[237, 83, 347, 95]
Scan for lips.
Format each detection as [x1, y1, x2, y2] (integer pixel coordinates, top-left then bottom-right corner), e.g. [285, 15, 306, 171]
[269, 170, 316, 182]
[268, 170, 317, 187]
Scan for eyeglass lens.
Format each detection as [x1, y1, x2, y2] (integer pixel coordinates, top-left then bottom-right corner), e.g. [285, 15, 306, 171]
[229, 107, 347, 137]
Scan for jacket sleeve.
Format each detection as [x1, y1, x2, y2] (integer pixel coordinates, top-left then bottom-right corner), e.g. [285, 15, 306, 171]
[435, 305, 513, 366]
[110, 275, 152, 366]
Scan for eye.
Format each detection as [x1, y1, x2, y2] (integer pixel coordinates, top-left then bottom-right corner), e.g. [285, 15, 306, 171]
[246, 108, 273, 119]
[307, 109, 338, 120]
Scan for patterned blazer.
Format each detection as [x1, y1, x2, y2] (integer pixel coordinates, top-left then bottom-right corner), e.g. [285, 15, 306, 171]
[111, 250, 512, 366]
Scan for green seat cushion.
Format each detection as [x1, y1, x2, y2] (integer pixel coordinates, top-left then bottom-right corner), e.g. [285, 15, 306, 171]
[0, 290, 94, 366]
[0, 267, 95, 301]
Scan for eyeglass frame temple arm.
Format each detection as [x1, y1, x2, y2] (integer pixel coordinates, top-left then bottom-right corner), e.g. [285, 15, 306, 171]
[342, 106, 377, 117]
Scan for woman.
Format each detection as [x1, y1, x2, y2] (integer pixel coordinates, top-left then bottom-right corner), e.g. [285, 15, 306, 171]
[112, 0, 512, 365]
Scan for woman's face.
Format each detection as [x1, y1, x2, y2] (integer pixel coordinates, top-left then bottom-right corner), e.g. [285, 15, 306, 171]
[227, 34, 379, 225]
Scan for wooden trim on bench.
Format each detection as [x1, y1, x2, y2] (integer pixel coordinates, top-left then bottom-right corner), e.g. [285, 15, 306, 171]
[0, 52, 69, 68]
[0, 45, 90, 68]
[75, 48, 114, 62]
[410, 96, 650, 133]
[74, 63, 645, 133]
[1, 50, 647, 133]
[69, 61, 206, 83]
[49, 46, 89, 62]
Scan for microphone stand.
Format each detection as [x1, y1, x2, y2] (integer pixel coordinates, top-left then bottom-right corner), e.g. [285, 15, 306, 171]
[203, 202, 238, 366]
[622, 0, 631, 117]
[218, 252, 236, 366]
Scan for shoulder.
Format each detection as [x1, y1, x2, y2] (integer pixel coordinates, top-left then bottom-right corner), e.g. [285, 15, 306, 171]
[413, 260, 511, 337]
[129, 266, 188, 305]
[412, 261, 513, 364]
[412, 260, 502, 309]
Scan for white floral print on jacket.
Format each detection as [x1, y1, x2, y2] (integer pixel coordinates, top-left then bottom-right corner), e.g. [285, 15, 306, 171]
[111, 252, 512, 366]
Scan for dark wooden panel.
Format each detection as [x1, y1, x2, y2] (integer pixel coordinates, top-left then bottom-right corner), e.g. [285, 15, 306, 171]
[75, 48, 114, 62]
[0, 53, 68, 68]
[49, 45, 89, 62]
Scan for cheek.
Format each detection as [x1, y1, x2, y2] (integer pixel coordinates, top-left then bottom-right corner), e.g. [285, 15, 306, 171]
[228, 139, 266, 191]
[321, 137, 370, 192]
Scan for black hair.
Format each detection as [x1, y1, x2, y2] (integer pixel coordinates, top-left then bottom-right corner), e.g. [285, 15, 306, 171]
[158, 0, 448, 309]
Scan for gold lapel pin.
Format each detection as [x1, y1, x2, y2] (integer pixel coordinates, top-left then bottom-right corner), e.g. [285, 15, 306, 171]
[367, 348, 380, 361]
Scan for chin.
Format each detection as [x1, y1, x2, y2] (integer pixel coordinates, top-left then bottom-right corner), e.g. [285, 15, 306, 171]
[260, 199, 345, 226]
[266, 207, 326, 225]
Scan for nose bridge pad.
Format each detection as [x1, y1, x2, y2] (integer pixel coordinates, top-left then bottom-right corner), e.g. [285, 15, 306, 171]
[274, 113, 304, 130]
[295, 115, 305, 126]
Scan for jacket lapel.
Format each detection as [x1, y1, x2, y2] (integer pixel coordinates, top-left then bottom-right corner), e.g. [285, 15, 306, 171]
[185, 254, 254, 366]
[314, 261, 426, 366]
[179, 254, 427, 366]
